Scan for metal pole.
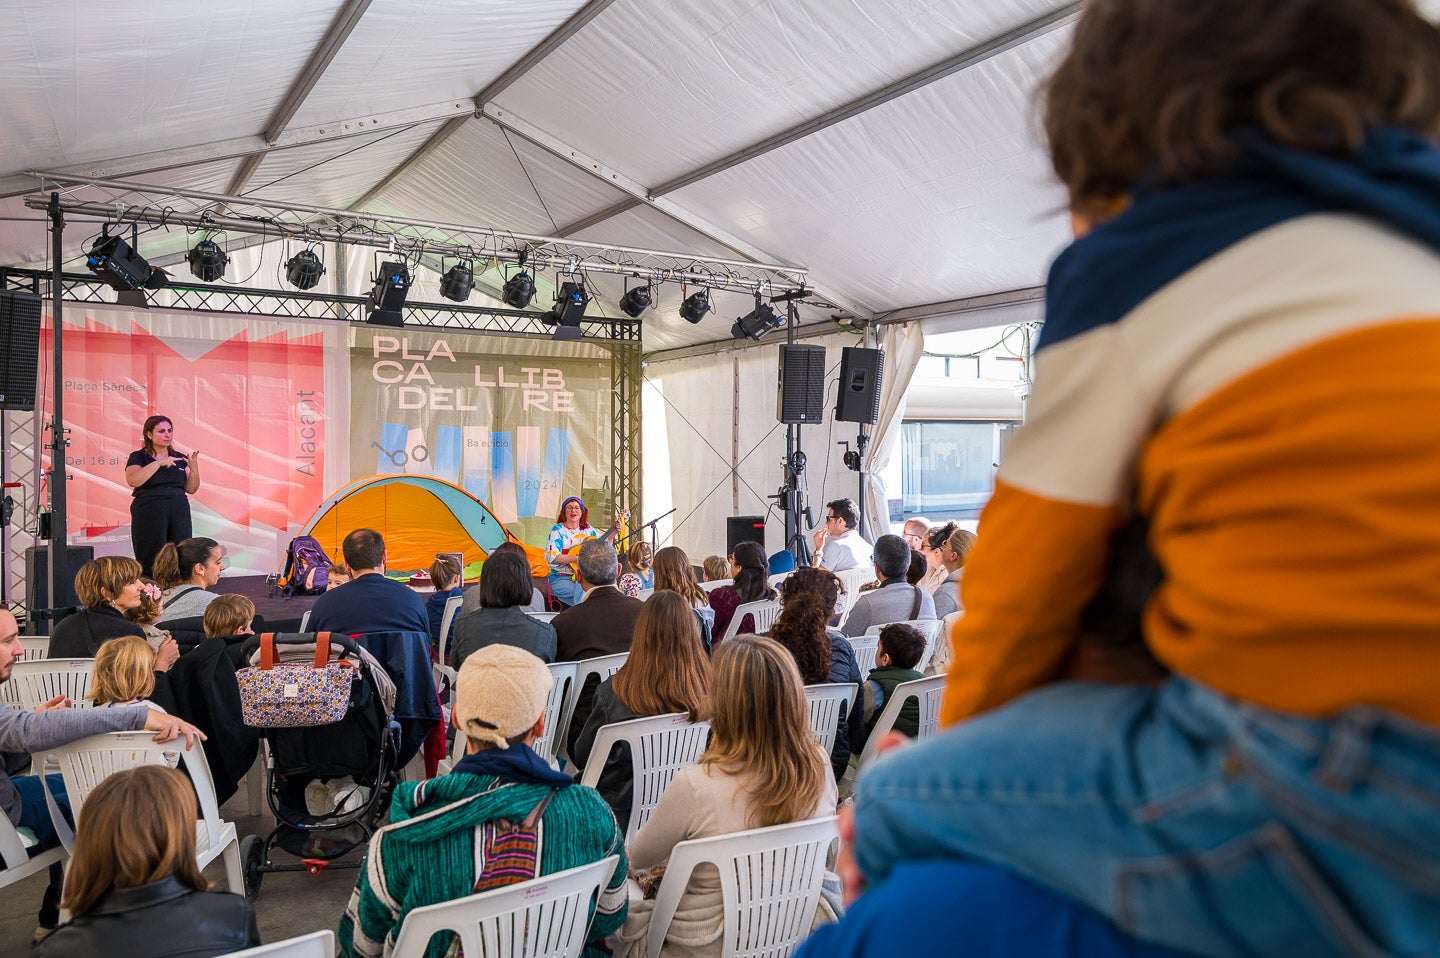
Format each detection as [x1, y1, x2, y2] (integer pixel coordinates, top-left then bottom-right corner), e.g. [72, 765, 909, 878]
[46, 193, 70, 630]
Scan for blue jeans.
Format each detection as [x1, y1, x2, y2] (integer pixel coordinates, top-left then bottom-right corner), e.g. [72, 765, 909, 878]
[547, 573, 584, 607]
[852, 678, 1440, 958]
[13, 773, 69, 849]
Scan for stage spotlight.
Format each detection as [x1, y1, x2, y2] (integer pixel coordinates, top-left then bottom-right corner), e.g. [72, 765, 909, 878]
[731, 297, 784, 341]
[439, 260, 474, 302]
[502, 270, 535, 309]
[285, 249, 325, 290]
[186, 239, 229, 282]
[368, 260, 411, 327]
[618, 278, 653, 318]
[548, 280, 589, 341]
[679, 289, 711, 325]
[86, 234, 152, 291]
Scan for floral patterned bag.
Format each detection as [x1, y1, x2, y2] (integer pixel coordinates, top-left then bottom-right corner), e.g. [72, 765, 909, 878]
[237, 632, 356, 728]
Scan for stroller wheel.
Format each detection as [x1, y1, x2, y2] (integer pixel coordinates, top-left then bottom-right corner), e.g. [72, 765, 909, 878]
[241, 835, 265, 902]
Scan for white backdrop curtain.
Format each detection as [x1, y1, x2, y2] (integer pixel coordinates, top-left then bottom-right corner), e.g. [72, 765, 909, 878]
[861, 321, 924, 541]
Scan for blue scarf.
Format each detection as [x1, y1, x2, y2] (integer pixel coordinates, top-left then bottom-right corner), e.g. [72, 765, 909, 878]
[451, 741, 574, 788]
[1043, 127, 1440, 350]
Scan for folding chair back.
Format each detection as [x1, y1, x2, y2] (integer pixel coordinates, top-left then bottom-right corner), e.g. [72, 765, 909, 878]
[578, 713, 711, 840]
[804, 683, 858, 753]
[719, 599, 782, 645]
[392, 856, 619, 958]
[9, 659, 94, 711]
[226, 930, 336, 957]
[647, 817, 838, 958]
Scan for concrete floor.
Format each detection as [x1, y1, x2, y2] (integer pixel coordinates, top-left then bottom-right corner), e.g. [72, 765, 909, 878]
[1, 786, 363, 953]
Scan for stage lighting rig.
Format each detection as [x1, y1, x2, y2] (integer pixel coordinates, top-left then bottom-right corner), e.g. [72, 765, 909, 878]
[368, 259, 412, 327]
[186, 239, 229, 282]
[679, 289, 711, 325]
[285, 249, 325, 290]
[502, 250, 536, 309]
[618, 277, 653, 318]
[731, 294, 784, 341]
[86, 231, 153, 291]
[548, 278, 589, 341]
[439, 258, 475, 302]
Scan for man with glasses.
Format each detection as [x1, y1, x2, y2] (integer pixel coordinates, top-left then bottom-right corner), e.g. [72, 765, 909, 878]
[901, 517, 931, 551]
[811, 497, 873, 572]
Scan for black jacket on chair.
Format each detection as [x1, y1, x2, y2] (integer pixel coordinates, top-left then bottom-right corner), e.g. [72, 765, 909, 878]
[32, 875, 260, 958]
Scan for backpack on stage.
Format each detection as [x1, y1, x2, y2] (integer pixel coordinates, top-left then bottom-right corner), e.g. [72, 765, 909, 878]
[276, 535, 333, 595]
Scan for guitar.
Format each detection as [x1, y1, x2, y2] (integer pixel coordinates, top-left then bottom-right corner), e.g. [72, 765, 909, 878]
[557, 507, 631, 580]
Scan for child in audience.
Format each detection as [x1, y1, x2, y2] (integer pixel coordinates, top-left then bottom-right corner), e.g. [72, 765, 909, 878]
[424, 554, 464, 654]
[89, 635, 167, 711]
[854, 623, 925, 752]
[202, 594, 255, 638]
[612, 635, 837, 957]
[652, 546, 715, 642]
[121, 580, 170, 650]
[626, 541, 654, 589]
[700, 556, 727, 582]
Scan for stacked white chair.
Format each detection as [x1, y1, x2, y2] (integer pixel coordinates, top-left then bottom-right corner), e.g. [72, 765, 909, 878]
[803, 683, 858, 753]
[578, 713, 711, 840]
[391, 856, 619, 958]
[646, 817, 839, 958]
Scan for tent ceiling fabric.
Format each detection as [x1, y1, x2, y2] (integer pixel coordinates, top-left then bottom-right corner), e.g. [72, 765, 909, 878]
[2, 0, 1313, 348]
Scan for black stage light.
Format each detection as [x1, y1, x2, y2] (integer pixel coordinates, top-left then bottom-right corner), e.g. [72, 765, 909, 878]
[548, 280, 589, 341]
[618, 278, 653, 318]
[679, 289, 711, 325]
[502, 270, 535, 309]
[186, 239, 229, 282]
[86, 234, 152, 291]
[731, 298, 784, 341]
[439, 260, 474, 302]
[368, 260, 411, 327]
[285, 249, 325, 290]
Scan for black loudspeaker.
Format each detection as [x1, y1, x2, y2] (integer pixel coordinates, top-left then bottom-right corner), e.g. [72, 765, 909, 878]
[0, 290, 42, 411]
[25, 545, 95, 635]
[726, 516, 765, 556]
[777, 344, 826, 424]
[835, 346, 885, 424]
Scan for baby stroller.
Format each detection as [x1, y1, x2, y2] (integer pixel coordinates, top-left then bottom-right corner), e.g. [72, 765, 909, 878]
[236, 633, 400, 900]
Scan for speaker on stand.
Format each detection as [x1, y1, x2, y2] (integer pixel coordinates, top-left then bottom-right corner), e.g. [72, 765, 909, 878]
[725, 516, 765, 556]
[0, 290, 42, 412]
[834, 347, 885, 538]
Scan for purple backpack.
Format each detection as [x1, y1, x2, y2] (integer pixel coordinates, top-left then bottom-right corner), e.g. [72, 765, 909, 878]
[278, 535, 332, 595]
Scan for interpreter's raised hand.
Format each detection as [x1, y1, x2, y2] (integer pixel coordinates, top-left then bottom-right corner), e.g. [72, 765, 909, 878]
[36, 694, 72, 713]
[155, 635, 179, 671]
[145, 710, 206, 749]
[157, 454, 178, 468]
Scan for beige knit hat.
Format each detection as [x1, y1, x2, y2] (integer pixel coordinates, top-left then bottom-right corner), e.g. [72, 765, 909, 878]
[454, 644, 553, 749]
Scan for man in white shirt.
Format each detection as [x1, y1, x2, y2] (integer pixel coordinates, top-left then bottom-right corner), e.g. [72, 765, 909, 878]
[811, 497, 873, 572]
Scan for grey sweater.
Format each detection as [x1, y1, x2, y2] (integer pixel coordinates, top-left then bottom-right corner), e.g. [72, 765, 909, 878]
[0, 702, 149, 825]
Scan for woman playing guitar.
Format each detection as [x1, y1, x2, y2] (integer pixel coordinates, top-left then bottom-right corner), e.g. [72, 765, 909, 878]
[545, 496, 623, 607]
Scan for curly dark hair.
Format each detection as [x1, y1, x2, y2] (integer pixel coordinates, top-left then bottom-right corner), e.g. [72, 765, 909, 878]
[767, 590, 833, 685]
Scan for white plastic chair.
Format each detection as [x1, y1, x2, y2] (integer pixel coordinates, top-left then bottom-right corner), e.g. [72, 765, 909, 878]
[226, 930, 335, 957]
[804, 683, 858, 753]
[8, 659, 94, 711]
[0, 811, 65, 891]
[718, 599, 782, 644]
[847, 635, 880, 678]
[768, 571, 791, 589]
[698, 578, 732, 593]
[18, 635, 50, 660]
[392, 856, 619, 957]
[437, 593, 463, 654]
[432, 594, 466, 709]
[527, 610, 559, 623]
[854, 675, 947, 772]
[299, 610, 311, 631]
[635, 589, 654, 602]
[835, 567, 873, 620]
[647, 817, 839, 958]
[578, 713, 711, 840]
[864, 618, 944, 671]
[558, 651, 629, 739]
[39, 731, 244, 893]
[440, 661, 577, 775]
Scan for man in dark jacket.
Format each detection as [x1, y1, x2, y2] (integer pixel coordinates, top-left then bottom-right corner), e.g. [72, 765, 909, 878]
[309, 528, 428, 636]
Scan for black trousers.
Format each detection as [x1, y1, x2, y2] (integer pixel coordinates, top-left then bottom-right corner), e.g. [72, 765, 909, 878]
[130, 495, 192, 578]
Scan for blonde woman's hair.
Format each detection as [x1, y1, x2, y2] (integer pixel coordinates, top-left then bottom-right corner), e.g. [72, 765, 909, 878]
[611, 591, 710, 721]
[90, 635, 157, 706]
[702, 634, 828, 828]
[203, 594, 255, 638]
[62, 765, 208, 916]
[653, 546, 708, 608]
[73, 556, 143, 609]
[701, 555, 729, 582]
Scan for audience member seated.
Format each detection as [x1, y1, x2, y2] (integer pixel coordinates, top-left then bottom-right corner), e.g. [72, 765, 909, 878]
[460, 541, 546, 615]
[810, 498, 872, 573]
[841, 535, 936, 637]
[48, 556, 149, 658]
[626, 541, 654, 589]
[2, 607, 205, 941]
[900, 517, 930, 554]
[338, 644, 627, 958]
[90, 635, 170, 710]
[571, 592, 711, 823]
[931, 528, 975, 621]
[706, 541, 776, 643]
[612, 635, 837, 957]
[652, 546, 715, 642]
[451, 548, 558, 667]
[918, 521, 957, 595]
[33, 765, 259, 958]
[122, 579, 170, 648]
[852, 623, 925, 754]
[309, 528, 429, 636]
[700, 556, 728, 582]
[424, 554, 464, 655]
[904, 549, 927, 586]
[153, 537, 226, 624]
[769, 567, 863, 779]
[845, 4, 1440, 956]
[553, 539, 644, 743]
